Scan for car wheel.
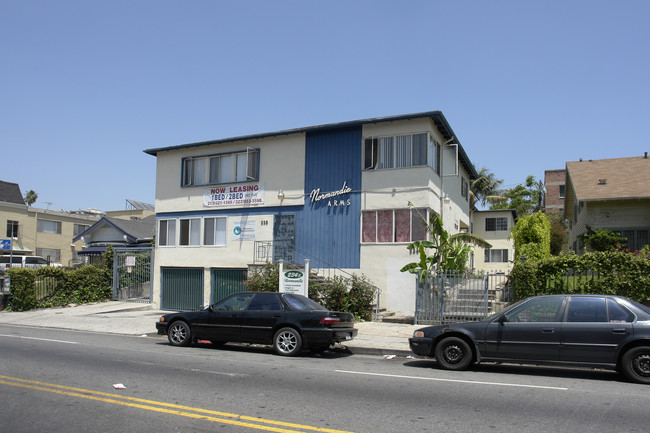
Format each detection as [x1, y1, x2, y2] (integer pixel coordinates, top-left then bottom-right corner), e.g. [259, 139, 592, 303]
[167, 321, 192, 347]
[273, 327, 302, 356]
[621, 346, 650, 384]
[434, 336, 473, 370]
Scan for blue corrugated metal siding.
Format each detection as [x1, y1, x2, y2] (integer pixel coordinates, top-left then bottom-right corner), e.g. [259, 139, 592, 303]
[297, 127, 362, 268]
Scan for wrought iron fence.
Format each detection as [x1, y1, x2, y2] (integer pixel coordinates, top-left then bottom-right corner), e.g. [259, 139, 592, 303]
[415, 270, 511, 325]
[112, 247, 153, 303]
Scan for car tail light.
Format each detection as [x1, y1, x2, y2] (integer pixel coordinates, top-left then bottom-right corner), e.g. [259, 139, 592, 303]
[320, 317, 341, 326]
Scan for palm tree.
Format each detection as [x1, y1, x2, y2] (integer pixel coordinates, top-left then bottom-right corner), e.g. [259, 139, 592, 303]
[470, 167, 506, 210]
[24, 190, 38, 206]
[400, 204, 492, 279]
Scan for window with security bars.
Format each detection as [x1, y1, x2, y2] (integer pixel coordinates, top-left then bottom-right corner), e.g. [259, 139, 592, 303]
[485, 217, 508, 231]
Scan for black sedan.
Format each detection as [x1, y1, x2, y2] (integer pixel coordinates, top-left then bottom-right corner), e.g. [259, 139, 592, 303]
[156, 291, 357, 356]
[409, 294, 650, 384]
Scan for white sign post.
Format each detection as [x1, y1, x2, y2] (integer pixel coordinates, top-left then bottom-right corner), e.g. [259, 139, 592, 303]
[278, 259, 309, 296]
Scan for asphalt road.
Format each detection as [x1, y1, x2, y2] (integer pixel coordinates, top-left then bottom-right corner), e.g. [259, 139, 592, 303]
[1, 324, 649, 433]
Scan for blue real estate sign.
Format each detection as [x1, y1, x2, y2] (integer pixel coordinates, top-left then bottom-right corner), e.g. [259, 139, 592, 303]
[0, 239, 11, 251]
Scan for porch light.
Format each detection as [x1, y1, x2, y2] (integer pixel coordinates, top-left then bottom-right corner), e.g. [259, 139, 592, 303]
[277, 190, 285, 200]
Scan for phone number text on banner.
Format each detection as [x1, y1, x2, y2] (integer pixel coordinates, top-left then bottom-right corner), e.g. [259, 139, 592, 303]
[204, 183, 265, 207]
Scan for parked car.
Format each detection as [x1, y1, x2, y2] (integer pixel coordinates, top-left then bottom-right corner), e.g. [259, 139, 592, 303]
[1, 255, 62, 294]
[156, 291, 358, 356]
[0, 255, 60, 271]
[409, 294, 650, 384]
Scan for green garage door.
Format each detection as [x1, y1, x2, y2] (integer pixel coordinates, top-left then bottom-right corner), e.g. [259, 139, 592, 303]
[210, 268, 247, 304]
[161, 267, 204, 311]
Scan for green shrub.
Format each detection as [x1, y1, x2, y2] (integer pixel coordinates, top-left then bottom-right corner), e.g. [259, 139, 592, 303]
[245, 262, 378, 320]
[6, 268, 38, 311]
[510, 251, 650, 302]
[6, 264, 112, 311]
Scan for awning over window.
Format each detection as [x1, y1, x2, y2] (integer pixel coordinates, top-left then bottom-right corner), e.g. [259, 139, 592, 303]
[78, 246, 107, 256]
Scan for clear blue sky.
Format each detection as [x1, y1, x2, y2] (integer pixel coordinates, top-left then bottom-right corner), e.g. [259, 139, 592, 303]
[2, 1, 648, 212]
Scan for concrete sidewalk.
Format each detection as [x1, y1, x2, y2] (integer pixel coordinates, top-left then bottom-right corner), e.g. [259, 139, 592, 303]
[0, 301, 421, 357]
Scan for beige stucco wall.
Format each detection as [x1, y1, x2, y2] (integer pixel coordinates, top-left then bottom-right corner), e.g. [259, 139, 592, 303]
[0, 202, 100, 266]
[471, 211, 516, 273]
[151, 133, 307, 305]
[154, 134, 306, 213]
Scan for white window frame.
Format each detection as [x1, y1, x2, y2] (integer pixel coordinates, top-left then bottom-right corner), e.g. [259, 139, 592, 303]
[204, 217, 227, 246]
[179, 218, 201, 246]
[158, 219, 176, 247]
[484, 248, 509, 263]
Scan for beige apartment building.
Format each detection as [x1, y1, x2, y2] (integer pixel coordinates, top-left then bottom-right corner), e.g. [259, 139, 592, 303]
[1, 181, 101, 266]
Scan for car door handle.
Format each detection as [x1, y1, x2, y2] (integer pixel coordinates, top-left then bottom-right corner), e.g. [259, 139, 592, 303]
[542, 328, 555, 333]
[612, 328, 627, 334]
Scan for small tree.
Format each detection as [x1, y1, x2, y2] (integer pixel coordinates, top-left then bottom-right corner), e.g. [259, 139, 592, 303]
[511, 212, 551, 262]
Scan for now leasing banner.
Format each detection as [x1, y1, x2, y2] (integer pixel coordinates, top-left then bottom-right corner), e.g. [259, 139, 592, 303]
[204, 183, 265, 207]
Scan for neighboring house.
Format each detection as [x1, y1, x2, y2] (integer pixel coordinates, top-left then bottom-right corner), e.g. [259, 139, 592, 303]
[0, 180, 101, 265]
[471, 209, 517, 273]
[564, 155, 650, 253]
[145, 111, 479, 315]
[74, 215, 156, 264]
[544, 169, 566, 214]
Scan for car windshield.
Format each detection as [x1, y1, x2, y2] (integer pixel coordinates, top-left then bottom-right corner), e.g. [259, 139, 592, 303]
[483, 298, 528, 321]
[283, 294, 327, 311]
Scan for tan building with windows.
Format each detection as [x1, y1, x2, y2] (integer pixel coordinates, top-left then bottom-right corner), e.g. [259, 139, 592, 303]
[1, 181, 101, 266]
[564, 155, 650, 253]
[471, 209, 517, 273]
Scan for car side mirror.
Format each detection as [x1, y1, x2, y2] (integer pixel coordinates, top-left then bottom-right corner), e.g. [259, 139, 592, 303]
[498, 315, 508, 324]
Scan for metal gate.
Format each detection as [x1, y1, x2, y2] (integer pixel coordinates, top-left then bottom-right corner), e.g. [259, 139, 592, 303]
[414, 270, 511, 325]
[160, 267, 204, 311]
[210, 268, 247, 303]
[112, 247, 153, 303]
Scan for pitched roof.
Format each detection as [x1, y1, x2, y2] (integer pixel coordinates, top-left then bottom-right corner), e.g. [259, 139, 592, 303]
[0, 181, 25, 205]
[73, 215, 155, 243]
[566, 156, 650, 201]
[143, 110, 479, 179]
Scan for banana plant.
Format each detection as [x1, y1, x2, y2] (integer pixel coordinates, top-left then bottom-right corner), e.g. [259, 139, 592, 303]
[400, 205, 492, 281]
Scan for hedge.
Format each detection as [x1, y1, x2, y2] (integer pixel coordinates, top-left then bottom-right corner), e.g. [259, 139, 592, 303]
[510, 251, 650, 302]
[6, 265, 112, 312]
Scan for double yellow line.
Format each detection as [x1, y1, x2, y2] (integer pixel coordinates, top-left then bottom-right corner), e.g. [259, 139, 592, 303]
[0, 375, 353, 433]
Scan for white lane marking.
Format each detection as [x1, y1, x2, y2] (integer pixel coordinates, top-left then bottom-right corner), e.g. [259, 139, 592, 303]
[335, 370, 568, 391]
[0, 334, 78, 345]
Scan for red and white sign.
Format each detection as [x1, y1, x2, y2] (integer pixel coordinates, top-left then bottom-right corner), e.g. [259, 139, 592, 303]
[204, 183, 265, 207]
